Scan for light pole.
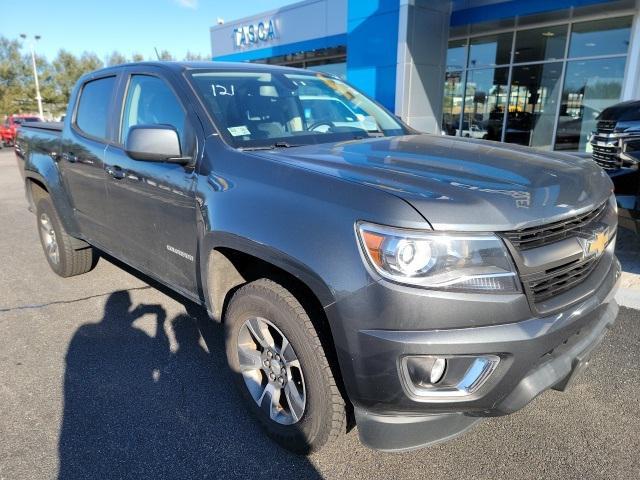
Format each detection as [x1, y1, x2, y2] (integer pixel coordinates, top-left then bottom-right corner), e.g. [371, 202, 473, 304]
[20, 34, 44, 119]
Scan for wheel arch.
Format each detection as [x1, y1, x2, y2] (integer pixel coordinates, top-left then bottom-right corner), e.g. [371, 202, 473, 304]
[23, 168, 81, 237]
[201, 236, 353, 424]
[200, 232, 336, 324]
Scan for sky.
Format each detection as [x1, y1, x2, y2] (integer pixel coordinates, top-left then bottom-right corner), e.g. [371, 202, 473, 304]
[0, 0, 293, 61]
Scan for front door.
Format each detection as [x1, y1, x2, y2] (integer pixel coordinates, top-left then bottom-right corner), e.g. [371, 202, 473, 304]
[103, 71, 200, 296]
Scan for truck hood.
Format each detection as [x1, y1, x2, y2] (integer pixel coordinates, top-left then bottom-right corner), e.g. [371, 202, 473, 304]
[253, 134, 612, 231]
[599, 100, 640, 122]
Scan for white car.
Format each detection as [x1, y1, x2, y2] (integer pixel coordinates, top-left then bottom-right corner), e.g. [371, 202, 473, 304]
[300, 95, 378, 133]
[456, 123, 488, 139]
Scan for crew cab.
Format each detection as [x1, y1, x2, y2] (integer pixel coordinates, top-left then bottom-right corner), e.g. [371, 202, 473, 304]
[16, 62, 620, 453]
[1, 114, 42, 147]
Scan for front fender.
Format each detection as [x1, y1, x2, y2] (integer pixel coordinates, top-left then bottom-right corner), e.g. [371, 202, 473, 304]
[195, 137, 428, 314]
[200, 230, 337, 310]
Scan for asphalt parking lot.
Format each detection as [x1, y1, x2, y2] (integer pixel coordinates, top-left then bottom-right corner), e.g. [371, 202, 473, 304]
[1, 148, 639, 480]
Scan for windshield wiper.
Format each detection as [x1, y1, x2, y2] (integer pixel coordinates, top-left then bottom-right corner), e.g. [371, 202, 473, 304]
[239, 141, 303, 151]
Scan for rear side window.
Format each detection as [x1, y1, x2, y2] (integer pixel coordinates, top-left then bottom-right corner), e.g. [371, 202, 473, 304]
[75, 76, 116, 140]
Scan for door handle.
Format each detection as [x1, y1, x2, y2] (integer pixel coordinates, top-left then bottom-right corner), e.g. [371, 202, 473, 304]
[105, 165, 126, 180]
[62, 152, 77, 162]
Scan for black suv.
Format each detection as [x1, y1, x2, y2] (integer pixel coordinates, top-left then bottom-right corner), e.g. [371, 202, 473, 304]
[590, 100, 640, 232]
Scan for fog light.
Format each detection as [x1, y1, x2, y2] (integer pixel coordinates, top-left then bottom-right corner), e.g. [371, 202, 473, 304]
[401, 354, 500, 400]
[404, 356, 447, 387]
[430, 357, 447, 383]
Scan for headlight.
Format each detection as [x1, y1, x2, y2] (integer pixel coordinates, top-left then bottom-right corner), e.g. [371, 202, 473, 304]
[357, 222, 520, 293]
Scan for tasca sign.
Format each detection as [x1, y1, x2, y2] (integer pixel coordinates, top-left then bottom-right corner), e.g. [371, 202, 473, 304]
[233, 19, 276, 47]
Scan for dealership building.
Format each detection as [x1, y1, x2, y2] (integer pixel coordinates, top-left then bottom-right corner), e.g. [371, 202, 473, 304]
[210, 0, 640, 154]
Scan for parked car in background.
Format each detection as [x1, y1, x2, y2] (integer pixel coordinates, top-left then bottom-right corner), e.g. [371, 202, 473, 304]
[16, 62, 620, 454]
[606, 137, 640, 233]
[590, 100, 640, 170]
[455, 121, 488, 139]
[299, 95, 378, 133]
[588, 101, 640, 233]
[1, 114, 42, 147]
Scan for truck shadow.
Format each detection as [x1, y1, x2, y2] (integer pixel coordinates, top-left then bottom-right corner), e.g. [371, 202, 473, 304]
[57, 289, 323, 480]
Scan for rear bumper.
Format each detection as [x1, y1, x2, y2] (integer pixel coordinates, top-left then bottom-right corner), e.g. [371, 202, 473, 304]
[327, 255, 621, 451]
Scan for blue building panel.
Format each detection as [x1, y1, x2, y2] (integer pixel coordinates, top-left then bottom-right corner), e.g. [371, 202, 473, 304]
[451, 0, 617, 26]
[346, 0, 400, 111]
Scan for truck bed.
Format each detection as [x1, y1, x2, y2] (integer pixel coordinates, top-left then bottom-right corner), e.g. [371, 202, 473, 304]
[22, 121, 63, 133]
[15, 122, 63, 181]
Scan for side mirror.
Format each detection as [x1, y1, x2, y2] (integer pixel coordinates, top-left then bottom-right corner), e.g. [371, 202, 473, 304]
[125, 125, 190, 164]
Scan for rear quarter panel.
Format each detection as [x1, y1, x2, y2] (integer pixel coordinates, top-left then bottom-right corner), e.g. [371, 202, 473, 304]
[18, 126, 81, 236]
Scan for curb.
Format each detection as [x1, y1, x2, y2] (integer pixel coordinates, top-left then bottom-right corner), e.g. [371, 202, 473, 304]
[615, 287, 640, 310]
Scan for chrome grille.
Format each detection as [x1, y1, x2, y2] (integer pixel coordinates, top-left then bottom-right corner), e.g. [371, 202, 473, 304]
[596, 120, 617, 134]
[502, 202, 608, 251]
[524, 255, 600, 303]
[592, 144, 621, 170]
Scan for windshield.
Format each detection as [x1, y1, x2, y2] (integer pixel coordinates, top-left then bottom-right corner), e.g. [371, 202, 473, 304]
[189, 70, 408, 149]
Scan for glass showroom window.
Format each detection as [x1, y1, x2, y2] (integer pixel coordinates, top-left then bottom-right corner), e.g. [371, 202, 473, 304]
[555, 57, 627, 151]
[468, 33, 512, 68]
[442, 71, 464, 135]
[506, 63, 563, 148]
[441, 39, 467, 135]
[555, 17, 632, 151]
[462, 68, 508, 141]
[513, 25, 567, 63]
[443, 14, 633, 152]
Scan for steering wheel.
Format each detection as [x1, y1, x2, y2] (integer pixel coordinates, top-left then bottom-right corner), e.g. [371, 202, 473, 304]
[307, 121, 334, 132]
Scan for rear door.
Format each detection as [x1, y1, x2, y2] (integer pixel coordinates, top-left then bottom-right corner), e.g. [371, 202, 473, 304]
[59, 74, 118, 247]
[103, 67, 201, 296]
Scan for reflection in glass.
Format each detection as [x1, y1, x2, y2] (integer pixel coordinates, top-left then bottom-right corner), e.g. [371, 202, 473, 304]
[447, 39, 468, 71]
[505, 63, 562, 148]
[307, 62, 347, 79]
[569, 16, 632, 58]
[514, 25, 567, 63]
[468, 33, 512, 67]
[462, 68, 508, 141]
[442, 71, 464, 135]
[555, 57, 627, 151]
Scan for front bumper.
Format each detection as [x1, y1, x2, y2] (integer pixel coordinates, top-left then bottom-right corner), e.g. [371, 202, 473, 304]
[326, 253, 621, 451]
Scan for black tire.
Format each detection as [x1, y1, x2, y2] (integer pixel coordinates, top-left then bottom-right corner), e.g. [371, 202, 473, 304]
[225, 278, 346, 454]
[36, 196, 97, 277]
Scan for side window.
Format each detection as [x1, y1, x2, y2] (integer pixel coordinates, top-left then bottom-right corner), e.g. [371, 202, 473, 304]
[75, 76, 116, 140]
[121, 75, 187, 148]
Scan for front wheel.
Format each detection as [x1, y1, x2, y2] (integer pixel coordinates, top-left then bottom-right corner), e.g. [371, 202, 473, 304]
[36, 196, 97, 277]
[225, 278, 346, 453]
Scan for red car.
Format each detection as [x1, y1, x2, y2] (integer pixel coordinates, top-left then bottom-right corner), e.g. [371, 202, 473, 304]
[1, 114, 42, 147]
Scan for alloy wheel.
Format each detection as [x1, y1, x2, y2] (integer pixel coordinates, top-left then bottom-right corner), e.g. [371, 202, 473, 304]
[39, 213, 59, 265]
[237, 316, 306, 425]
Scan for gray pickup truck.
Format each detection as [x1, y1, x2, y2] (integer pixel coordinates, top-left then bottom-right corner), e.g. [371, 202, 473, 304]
[16, 62, 620, 453]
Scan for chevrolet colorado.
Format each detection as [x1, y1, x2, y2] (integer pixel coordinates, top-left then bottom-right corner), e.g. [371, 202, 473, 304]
[16, 62, 620, 453]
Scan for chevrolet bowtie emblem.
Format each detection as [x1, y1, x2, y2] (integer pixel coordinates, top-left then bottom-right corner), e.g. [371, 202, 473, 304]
[587, 230, 609, 257]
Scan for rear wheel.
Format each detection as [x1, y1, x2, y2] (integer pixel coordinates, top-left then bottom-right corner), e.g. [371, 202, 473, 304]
[225, 278, 346, 454]
[36, 196, 97, 277]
